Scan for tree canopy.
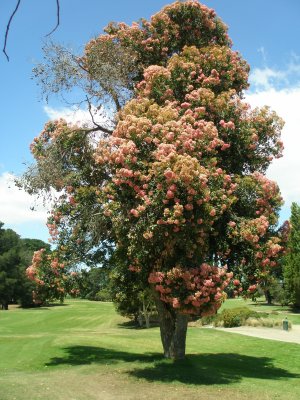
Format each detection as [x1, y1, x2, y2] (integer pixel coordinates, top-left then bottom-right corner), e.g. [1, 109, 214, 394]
[22, 1, 287, 358]
[283, 203, 300, 308]
[0, 222, 51, 309]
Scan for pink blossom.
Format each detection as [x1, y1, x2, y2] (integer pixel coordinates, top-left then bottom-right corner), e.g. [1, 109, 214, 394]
[166, 190, 175, 199]
[130, 209, 139, 217]
[209, 209, 216, 217]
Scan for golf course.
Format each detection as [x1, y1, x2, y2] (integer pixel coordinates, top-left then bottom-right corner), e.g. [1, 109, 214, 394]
[0, 299, 299, 400]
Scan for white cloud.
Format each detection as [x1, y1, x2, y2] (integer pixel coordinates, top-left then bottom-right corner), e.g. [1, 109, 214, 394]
[250, 67, 286, 90]
[246, 75, 300, 217]
[44, 105, 113, 129]
[0, 172, 49, 225]
[250, 55, 300, 91]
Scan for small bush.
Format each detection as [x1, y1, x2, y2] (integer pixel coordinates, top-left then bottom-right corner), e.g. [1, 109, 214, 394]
[94, 289, 112, 302]
[215, 307, 261, 328]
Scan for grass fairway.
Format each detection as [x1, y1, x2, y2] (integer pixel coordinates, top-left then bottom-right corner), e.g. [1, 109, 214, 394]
[0, 300, 299, 400]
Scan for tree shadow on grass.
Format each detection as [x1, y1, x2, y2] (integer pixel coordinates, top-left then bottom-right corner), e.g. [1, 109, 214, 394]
[46, 346, 162, 366]
[46, 345, 299, 385]
[21, 303, 70, 311]
[129, 352, 300, 385]
[117, 320, 160, 329]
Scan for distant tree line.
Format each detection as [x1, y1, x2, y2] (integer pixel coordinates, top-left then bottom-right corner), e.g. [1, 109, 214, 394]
[0, 222, 50, 309]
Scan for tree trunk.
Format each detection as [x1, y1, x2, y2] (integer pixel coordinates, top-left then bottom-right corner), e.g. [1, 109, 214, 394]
[264, 290, 272, 305]
[1, 303, 8, 310]
[142, 298, 150, 329]
[153, 291, 189, 359]
[137, 308, 144, 328]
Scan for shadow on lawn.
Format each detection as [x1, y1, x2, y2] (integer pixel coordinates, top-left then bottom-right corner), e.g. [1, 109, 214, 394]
[46, 346, 299, 385]
[117, 320, 160, 329]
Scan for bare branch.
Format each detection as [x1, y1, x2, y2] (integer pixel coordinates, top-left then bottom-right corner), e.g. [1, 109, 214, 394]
[111, 90, 121, 112]
[67, 122, 113, 136]
[45, 0, 60, 37]
[86, 96, 101, 129]
[3, 0, 21, 61]
[84, 96, 114, 135]
[80, 125, 113, 136]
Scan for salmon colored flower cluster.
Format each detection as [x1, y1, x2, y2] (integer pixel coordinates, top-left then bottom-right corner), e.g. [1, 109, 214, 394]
[149, 264, 231, 315]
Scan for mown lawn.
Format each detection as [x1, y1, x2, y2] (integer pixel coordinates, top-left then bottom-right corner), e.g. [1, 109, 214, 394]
[0, 299, 299, 400]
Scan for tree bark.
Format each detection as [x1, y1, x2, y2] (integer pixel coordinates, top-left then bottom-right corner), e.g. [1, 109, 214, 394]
[142, 298, 150, 329]
[264, 290, 272, 305]
[153, 291, 189, 359]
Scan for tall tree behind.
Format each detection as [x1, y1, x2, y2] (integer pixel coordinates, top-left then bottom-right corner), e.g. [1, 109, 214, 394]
[0, 222, 51, 309]
[0, 223, 21, 309]
[284, 203, 300, 308]
[17, 238, 51, 307]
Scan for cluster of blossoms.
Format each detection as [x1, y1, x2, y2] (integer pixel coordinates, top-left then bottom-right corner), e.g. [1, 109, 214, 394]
[46, 211, 63, 242]
[84, 1, 231, 73]
[252, 172, 283, 221]
[149, 264, 232, 316]
[26, 248, 80, 304]
[26, 249, 65, 303]
[30, 119, 69, 159]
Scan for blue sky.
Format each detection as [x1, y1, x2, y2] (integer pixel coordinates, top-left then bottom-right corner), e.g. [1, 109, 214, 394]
[1, 0, 300, 243]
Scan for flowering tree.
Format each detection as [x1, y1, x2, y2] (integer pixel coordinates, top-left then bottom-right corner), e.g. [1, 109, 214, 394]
[23, 1, 287, 358]
[26, 248, 80, 305]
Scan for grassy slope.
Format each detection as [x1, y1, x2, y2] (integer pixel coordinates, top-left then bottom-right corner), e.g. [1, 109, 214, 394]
[0, 299, 299, 400]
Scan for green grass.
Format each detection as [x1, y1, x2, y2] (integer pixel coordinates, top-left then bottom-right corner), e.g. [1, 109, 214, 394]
[0, 299, 299, 400]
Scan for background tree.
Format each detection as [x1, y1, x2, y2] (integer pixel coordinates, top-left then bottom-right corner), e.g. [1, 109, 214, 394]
[110, 260, 156, 328]
[283, 203, 300, 308]
[17, 238, 51, 307]
[0, 223, 21, 309]
[21, 1, 286, 358]
[0, 223, 51, 309]
[79, 266, 112, 301]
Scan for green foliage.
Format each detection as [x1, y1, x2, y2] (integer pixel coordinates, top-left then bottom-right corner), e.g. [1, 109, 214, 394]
[110, 262, 156, 327]
[79, 267, 111, 300]
[283, 203, 300, 308]
[0, 223, 22, 309]
[215, 307, 262, 328]
[268, 280, 289, 306]
[94, 288, 112, 302]
[0, 222, 51, 309]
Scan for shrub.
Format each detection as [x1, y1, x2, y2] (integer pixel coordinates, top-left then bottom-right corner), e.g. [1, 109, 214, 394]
[215, 307, 260, 328]
[269, 281, 290, 306]
[94, 289, 112, 302]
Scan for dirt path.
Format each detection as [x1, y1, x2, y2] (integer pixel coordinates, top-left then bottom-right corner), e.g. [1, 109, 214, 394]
[211, 325, 300, 344]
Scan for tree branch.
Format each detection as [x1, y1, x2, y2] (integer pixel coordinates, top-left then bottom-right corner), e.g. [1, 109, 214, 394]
[45, 0, 60, 37]
[80, 125, 113, 135]
[3, 0, 21, 61]
[85, 96, 114, 135]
